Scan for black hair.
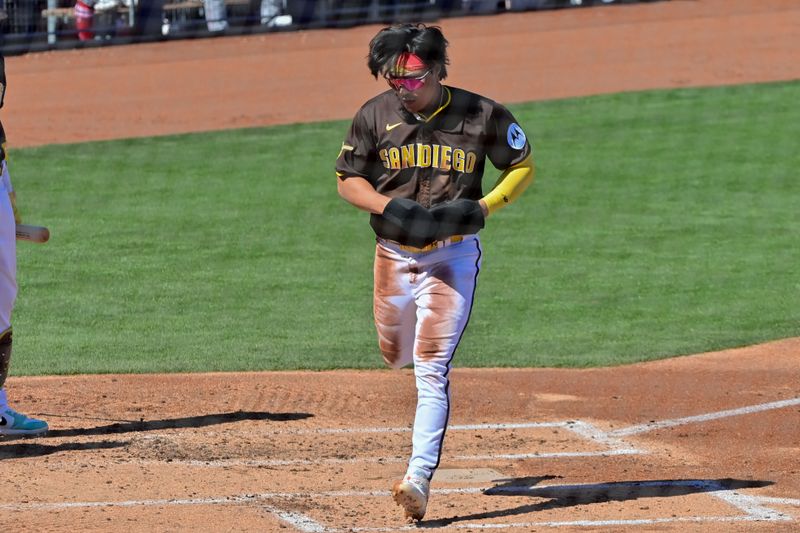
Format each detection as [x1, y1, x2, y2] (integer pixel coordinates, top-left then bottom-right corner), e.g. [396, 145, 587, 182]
[367, 23, 449, 80]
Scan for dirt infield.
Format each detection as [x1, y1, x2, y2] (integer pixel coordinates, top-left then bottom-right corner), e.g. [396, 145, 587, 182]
[2, 0, 800, 531]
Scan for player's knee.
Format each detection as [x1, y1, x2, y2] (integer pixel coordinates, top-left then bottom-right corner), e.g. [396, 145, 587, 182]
[382, 351, 407, 369]
[381, 346, 413, 369]
[0, 328, 11, 390]
[378, 336, 413, 369]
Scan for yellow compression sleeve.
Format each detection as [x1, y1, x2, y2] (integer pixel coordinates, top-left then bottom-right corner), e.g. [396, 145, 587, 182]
[481, 156, 535, 215]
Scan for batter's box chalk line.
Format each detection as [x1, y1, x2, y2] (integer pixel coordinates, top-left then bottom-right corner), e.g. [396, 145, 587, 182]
[262, 479, 798, 532]
[130, 420, 643, 469]
[136, 395, 800, 469]
[608, 396, 800, 437]
[0, 480, 797, 529]
[112, 396, 800, 470]
[1, 397, 797, 531]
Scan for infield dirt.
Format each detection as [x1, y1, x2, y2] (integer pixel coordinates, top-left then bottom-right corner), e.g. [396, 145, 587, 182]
[2, 0, 799, 531]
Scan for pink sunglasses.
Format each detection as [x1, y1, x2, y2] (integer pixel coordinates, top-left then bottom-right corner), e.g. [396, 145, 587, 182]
[385, 70, 432, 91]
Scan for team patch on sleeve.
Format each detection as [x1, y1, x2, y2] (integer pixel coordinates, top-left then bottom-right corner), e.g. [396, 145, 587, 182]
[507, 123, 527, 150]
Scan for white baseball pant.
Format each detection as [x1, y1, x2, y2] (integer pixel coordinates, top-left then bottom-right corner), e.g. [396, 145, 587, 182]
[0, 159, 16, 335]
[373, 235, 482, 479]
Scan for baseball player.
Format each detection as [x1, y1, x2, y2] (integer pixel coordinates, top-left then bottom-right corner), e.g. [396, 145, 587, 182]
[74, 0, 98, 41]
[0, 55, 49, 437]
[336, 23, 534, 522]
[203, 0, 288, 31]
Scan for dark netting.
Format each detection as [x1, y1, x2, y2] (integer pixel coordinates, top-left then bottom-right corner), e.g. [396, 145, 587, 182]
[0, 0, 669, 55]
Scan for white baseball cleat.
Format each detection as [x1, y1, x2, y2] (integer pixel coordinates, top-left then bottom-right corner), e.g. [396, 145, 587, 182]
[391, 469, 430, 522]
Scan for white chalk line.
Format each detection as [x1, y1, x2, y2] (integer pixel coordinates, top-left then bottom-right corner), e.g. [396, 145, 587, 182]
[277, 480, 797, 531]
[124, 419, 642, 469]
[146, 448, 643, 469]
[265, 507, 328, 533]
[265, 421, 569, 435]
[103, 396, 799, 450]
[564, 420, 638, 453]
[754, 496, 800, 506]
[266, 397, 799, 440]
[3, 480, 796, 512]
[712, 490, 794, 521]
[110, 421, 571, 442]
[0, 487, 484, 512]
[348, 515, 792, 531]
[118, 396, 800, 451]
[609, 397, 800, 437]
[3, 398, 798, 529]
[0, 480, 795, 532]
[40, 396, 791, 474]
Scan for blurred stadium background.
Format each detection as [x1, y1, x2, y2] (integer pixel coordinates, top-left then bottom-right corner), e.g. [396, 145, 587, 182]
[0, 0, 664, 55]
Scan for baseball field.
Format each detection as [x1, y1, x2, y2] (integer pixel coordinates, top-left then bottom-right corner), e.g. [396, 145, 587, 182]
[2, 0, 799, 531]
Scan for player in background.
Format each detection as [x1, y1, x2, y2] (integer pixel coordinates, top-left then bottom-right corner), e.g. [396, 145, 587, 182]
[0, 55, 49, 437]
[75, 0, 166, 40]
[336, 23, 534, 522]
[203, 0, 291, 31]
[74, 0, 98, 41]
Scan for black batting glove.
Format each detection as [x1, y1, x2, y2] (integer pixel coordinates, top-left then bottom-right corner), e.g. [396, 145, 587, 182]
[429, 199, 485, 240]
[374, 197, 438, 248]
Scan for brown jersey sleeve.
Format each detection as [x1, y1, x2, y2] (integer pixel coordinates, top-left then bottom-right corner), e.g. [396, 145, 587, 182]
[335, 107, 379, 181]
[486, 102, 531, 170]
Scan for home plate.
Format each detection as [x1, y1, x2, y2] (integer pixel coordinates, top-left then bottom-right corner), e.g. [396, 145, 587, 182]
[435, 468, 506, 483]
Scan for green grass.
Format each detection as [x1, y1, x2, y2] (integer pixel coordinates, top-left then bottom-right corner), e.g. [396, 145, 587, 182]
[11, 80, 800, 374]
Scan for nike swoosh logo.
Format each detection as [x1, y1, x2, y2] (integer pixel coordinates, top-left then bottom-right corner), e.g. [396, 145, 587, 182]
[386, 122, 403, 131]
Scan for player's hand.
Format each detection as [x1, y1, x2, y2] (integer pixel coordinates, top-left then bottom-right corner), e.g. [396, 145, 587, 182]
[375, 197, 438, 247]
[429, 199, 485, 240]
[478, 199, 489, 218]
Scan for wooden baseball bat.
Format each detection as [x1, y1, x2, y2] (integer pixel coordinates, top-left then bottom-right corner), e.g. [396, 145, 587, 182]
[15, 224, 50, 243]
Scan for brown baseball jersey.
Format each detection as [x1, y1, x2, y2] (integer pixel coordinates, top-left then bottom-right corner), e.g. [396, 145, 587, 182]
[336, 86, 531, 240]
